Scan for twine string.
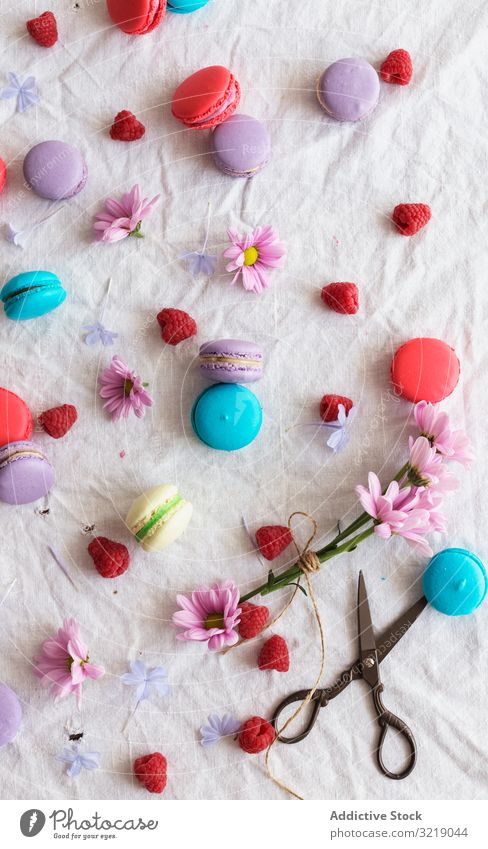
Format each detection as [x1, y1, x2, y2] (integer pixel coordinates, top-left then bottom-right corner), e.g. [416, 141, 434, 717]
[265, 512, 325, 801]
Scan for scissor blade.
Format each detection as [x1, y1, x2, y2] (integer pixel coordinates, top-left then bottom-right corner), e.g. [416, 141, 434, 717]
[376, 596, 428, 664]
[357, 571, 377, 653]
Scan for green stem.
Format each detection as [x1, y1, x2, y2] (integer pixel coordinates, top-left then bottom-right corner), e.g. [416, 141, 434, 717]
[239, 527, 374, 603]
[238, 460, 411, 605]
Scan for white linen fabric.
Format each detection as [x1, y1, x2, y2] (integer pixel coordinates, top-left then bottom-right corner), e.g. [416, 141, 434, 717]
[0, 0, 486, 801]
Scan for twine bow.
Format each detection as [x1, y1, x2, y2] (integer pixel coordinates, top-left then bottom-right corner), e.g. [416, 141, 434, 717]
[265, 512, 325, 800]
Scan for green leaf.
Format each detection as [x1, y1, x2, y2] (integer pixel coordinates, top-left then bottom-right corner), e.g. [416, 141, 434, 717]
[287, 581, 307, 597]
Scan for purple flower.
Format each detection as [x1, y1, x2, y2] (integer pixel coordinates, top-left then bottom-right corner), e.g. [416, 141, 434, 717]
[325, 404, 357, 453]
[93, 185, 160, 244]
[181, 250, 217, 277]
[98, 355, 153, 421]
[1, 72, 39, 113]
[200, 714, 241, 747]
[223, 226, 286, 294]
[173, 581, 241, 651]
[120, 661, 169, 702]
[414, 401, 473, 467]
[58, 743, 100, 778]
[82, 321, 118, 347]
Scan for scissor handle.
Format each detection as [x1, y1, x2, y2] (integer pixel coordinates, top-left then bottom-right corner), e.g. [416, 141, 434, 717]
[272, 689, 327, 744]
[372, 684, 417, 780]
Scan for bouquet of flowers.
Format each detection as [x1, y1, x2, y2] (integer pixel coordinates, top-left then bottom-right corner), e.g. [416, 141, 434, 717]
[172, 401, 473, 650]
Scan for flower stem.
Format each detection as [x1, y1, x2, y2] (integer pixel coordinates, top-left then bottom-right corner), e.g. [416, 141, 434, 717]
[238, 527, 374, 603]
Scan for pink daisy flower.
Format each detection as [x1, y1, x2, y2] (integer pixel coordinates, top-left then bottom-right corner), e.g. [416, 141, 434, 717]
[223, 225, 286, 294]
[414, 401, 473, 467]
[407, 436, 459, 491]
[173, 581, 241, 651]
[93, 184, 160, 243]
[98, 355, 153, 421]
[33, 618, 104, 708]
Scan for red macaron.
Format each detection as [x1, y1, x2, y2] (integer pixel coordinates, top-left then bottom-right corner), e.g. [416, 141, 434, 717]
[0, 388, 33, 448]
[106, 0, 166, 34]
[391, 338, 460, 403]
[0, 158, 6, 194]
[171, 65, 241, 130]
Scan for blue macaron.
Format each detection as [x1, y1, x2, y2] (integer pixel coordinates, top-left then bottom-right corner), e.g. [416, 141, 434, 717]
[1, 271, 66, 321]
[168, 0, 210, 12]
[423, 548, 487, 616]
[191, 383, 262, 451]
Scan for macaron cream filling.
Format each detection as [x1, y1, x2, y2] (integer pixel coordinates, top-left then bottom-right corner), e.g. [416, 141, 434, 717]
[2, 284, 57, 303]
[200, 354, 262, 367]
[191, 83, 238, 125]
[135, 493, 183, 541]
[0, 447, 46, 467]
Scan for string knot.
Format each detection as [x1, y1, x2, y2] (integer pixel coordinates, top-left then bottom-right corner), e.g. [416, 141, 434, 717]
[298, 550, 321, 574]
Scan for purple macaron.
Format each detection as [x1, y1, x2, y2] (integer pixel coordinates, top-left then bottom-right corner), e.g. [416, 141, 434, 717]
[199, 339, 264, 383]
[0, 441, 54, 505]
[317, 58, 380, 122]
[210, 114, 271, 178]
[23, 140, 88, 201]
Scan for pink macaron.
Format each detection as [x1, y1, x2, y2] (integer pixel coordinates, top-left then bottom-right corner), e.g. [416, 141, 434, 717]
[172, 66, 241, 130]
[106, 0, 166, 34]
[391, 338, 460, 403]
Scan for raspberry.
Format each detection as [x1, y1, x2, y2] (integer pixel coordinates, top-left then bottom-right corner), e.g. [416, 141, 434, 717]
[157, 308, 197, 346]
[255, 525, 293, 561]
[258, 635, 290, 672]
[38, 404, 77, 438]
[239, 717, 275, 754]
[238, 602, 269, 639]
[321, 282, 359, 315]
[380, 49, 413, 86]
[88, 537, 130, 579]
[392, 203, 431, 236]
[110, 110, 146, 142]
[134, 752, 167, 794]
[320, 394, 353, 423]
[26, 11, 58, 47]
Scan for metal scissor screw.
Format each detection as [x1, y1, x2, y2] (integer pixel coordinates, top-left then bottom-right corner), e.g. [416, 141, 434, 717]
[364, 656, 376, 668]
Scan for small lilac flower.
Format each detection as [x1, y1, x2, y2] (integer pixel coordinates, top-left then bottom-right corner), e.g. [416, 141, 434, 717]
[58, 744, 100, 778]
[1, 72, 39, 113]
[181, 250, 217, 277]
[326, 404, 357, 453]
[181, 204, 217, 277]
[6, 208, 62, 248]
[82, 321, 118, 347]
[120, 661, 169, 702]
[200, 714, 242, 747]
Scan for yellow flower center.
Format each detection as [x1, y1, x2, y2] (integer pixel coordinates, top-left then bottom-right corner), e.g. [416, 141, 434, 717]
[205, 613, 224, 630]
[243, 246, 259, 266]
[123, 379, 134, 397]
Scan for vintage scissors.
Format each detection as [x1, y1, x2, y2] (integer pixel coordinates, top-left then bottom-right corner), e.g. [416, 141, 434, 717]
[272, 571, 427, 780]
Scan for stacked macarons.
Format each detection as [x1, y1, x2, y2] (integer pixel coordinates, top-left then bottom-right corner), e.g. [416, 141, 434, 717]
[191, 340, 264, 451]
[171, 66, 271, 177]
[0, 388, 54, 505]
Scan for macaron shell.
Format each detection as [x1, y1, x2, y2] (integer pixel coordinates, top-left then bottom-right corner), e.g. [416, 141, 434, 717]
[1, 271, 66, 321]
[126, 484, 180, 531]
[107, 0, 166, 33]
[211, 114, 271, 177]
[140, 501, 193, 552]
[172, 66, 240, 129]
[199, 338, 263, 383]
[168, 0, 209, 10]
[391, 337, 460, 403]
[423, 548, 487, 616]
[0, 388, 32, 447]
[23, 141, 88, 201]
[317, 58, 380, 122]
[0, 444, 55, 504]
[0, 682, 22, 747]
[0, 157, 6, 193]
[191, 383, 263, 451]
